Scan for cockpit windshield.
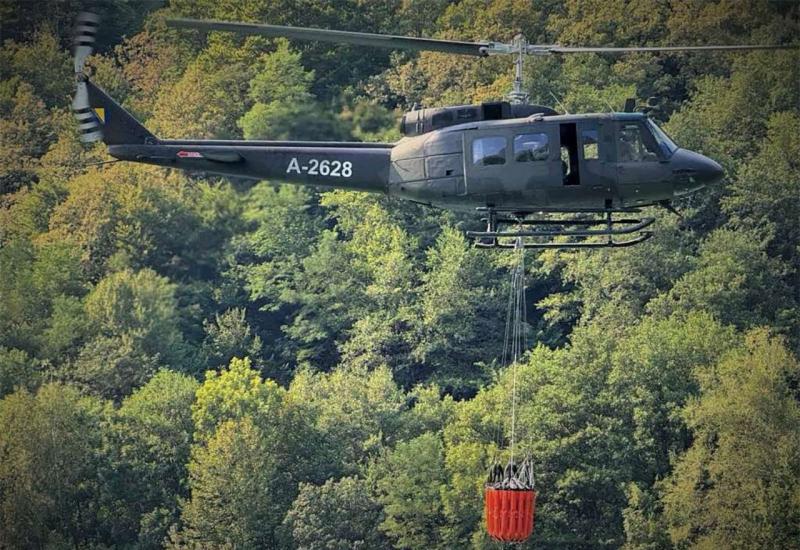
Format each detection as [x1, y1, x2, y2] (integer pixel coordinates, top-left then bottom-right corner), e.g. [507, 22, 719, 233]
[646, 119, 678, 157]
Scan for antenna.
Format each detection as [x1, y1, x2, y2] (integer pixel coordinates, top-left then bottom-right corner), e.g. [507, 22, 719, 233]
[548, 90, 569, 114]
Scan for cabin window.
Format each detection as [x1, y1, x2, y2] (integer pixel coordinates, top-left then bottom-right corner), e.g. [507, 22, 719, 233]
[618, 123, 659, 162]
[581, 129, 599, 160]
[514, 133, 549, 162]
[473, 136, 507, 166]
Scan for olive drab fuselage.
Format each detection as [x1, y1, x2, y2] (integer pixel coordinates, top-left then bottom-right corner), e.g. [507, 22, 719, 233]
[87, 77, 721, 216]
[387, 112, 722, 212]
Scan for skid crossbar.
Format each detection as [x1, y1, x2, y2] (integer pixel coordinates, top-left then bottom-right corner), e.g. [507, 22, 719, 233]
[467, 208, 655, 249]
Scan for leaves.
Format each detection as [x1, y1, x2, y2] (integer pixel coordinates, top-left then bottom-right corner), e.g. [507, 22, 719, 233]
[661, 330, 800, 548]
[0, 1, 798, 548]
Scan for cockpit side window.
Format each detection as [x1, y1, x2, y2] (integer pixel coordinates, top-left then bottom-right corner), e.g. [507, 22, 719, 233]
[618, 123, 659, 162]
[472, 136, 507, 166]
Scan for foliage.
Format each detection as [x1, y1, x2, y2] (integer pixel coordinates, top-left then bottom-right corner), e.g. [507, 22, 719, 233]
[172, 417, 280, 548]
[0, 1, 798, 547]
[202, 307, 263, 369]
[283, 476, 390, 550]
[0, 384, 107, 548]
[661, 330, 800, 548]
[370, 432, 449, 549]
[101, 370, 198, 547]
[289, 364, 406, 475]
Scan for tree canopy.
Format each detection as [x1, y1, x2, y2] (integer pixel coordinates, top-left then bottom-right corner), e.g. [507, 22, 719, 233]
[0, 1, 798, 548]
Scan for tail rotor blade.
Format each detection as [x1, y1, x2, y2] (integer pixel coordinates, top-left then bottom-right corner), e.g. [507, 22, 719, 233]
[72, 81, 103, 143]
[73, 12, 103, 143]
[73, 11, 100, 74]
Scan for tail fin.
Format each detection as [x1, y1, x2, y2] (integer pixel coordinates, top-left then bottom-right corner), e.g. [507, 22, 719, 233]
[75, 79, 157, 145]
[71, 12, 157, 146]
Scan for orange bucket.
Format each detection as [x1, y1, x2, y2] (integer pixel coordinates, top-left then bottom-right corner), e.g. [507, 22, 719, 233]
[484, 487, 536, 542]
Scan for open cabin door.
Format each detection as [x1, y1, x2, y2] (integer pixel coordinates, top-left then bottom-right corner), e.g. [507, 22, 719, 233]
[550, 121, 616, 207]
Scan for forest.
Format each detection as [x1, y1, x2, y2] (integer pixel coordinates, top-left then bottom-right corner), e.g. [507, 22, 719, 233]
[0, 0, 799, 548]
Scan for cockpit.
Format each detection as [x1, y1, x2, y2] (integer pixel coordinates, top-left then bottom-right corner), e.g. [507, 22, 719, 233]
[617, 117, 678, 162]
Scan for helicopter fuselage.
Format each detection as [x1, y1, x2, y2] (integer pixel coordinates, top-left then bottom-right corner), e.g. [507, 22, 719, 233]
[109, 111, 722, 214]
[387, 111, 722, 212]
[86, 76, 721, 216]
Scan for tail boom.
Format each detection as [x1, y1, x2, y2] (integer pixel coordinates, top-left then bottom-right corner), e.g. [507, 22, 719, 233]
[108, 143, 392, 192]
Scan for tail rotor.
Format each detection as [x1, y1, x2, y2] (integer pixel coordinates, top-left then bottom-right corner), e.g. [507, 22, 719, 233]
[72, 12, 103, 143]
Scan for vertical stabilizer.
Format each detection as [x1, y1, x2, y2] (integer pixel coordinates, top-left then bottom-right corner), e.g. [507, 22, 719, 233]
[71, 12, 157, 145]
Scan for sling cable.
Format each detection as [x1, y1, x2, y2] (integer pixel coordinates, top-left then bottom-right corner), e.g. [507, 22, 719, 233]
[484, 237, 537, 543]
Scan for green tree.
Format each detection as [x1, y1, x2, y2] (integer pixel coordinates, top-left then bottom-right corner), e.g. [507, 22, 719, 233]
[334, 198, 420, 385]
[647, 227, 797, 334]
[283, 476, 390, 550]
[609, 312, 739, 482]
[84, 268, 185, 363]
[0, 29, 71, 108]
[71, 268, 188, 398]
[278, 230, 367, 370]
[413, 227, 504, 395]
[370, 432, 448, 549]
[661, 330, 800, 548]
[289, 364, 406, 475]
[0, 177, 68, 243]
[101, 370, 198, 547]
[202, 307, 263, 369]
[622, 483, 671, 550]
[149, 49, 251, 140]
[186, 357, 325, 542]
[536, 215, 695, 333]
[240, 100, 351, 141]
[238, 42, 350, 141]
[0, 237, 87, 355]
[172, 417, 279, 548]
[0, 384, 107, 548]
[0, 81, 55, 193]
[248, 41, 315, 105]
[191, 357, 284, 443]
[723, 111, 800, 266]
[0, 347, 38, 398]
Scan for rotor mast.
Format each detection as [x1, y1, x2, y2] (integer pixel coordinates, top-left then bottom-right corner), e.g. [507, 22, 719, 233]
[508, 35, 529, 104]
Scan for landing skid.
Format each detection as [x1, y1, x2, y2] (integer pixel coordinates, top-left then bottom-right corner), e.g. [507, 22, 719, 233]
[466, 207, 654, 249]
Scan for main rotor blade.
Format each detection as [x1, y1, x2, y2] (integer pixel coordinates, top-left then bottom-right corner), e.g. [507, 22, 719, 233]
[168, 18, 797, 58]
[539, 44, 798, 54]
[167, 18, 492, 56]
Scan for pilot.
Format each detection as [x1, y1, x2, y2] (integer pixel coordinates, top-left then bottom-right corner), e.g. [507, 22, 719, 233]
[619, 132, 638, 162]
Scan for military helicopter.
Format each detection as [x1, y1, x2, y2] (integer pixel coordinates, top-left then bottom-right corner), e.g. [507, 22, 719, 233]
[73, 13, 795, 249]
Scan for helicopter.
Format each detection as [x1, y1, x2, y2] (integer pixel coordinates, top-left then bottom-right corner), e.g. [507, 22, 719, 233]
[72, 13, 796, 249]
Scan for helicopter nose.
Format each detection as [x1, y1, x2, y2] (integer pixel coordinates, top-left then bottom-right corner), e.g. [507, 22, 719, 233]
[671, 149, 724, 196]
[696, 154, 724, 185]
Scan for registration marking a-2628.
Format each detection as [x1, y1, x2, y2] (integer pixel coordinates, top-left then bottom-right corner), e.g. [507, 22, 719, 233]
[286, 157, 352, 178]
